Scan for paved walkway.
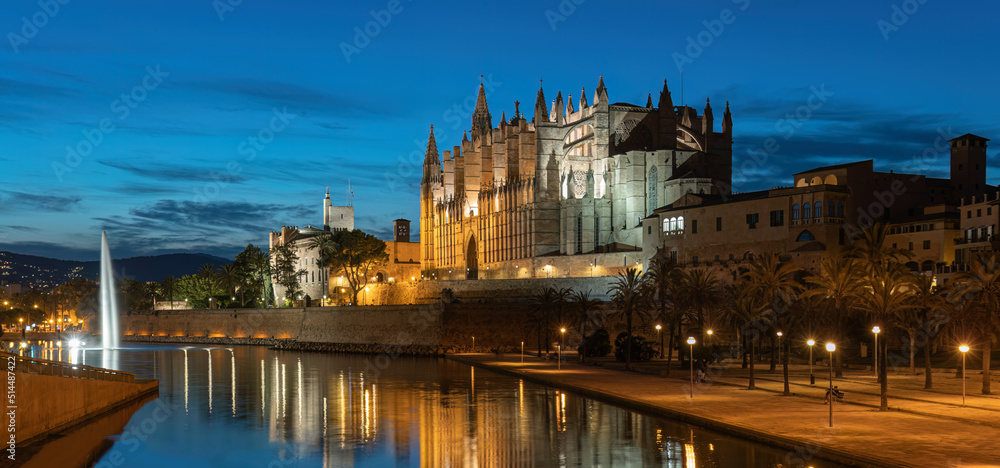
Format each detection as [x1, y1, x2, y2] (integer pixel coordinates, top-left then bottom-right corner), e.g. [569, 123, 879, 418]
[450, 353, 1000, 468]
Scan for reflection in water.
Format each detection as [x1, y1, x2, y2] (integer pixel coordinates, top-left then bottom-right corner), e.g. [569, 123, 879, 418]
[36, 344, 846, 467]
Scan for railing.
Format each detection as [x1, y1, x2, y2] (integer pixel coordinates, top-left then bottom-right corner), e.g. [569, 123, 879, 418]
[954, 235, 999, 245]
[1, 352, 135, 384]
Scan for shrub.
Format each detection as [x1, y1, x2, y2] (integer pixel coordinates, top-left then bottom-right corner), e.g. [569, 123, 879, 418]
[581, 328, 612, 357]
[614, 331, 658, 362]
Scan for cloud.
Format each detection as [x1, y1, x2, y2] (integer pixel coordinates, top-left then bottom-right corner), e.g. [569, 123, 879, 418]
[0, 191, 82, 213]
[180, 79, 389, 116]
[98, 159, 251, 184]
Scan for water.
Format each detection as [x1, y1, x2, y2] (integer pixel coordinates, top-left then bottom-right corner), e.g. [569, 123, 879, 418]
[99, 231, 120, 350]
[37, 344, 848, 467]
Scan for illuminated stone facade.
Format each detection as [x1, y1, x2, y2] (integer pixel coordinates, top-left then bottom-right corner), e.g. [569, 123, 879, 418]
[420, 78, 733, 280]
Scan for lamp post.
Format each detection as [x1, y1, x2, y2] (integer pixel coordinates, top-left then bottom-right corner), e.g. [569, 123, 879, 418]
[807, 339, 816, 385]
[687, 337, 696, 398]
[521, 341, 524, 363]
[560, 328, 566, 369]
[471, 336, 475, 352]
[776, 331, 783, 364]
[706, 329, 713, 345]
[655, 325, 663, 358]
[826, 342, 836, 427]
[873, 326, 880, 379]
[959, 345, 969, 406]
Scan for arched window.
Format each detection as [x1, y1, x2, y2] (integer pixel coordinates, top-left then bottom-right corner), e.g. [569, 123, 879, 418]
[677, 216, 684, 232]
[792, 204, 800, 220]
[803, 203, 811, 219]
[663, 218, 670, 232]
[647, 166, 658, 214]
[814, 202, 822, 218]
[796, 230, 816, 242]
[669, 217, 677, 232]
[837, 203, 844, 218]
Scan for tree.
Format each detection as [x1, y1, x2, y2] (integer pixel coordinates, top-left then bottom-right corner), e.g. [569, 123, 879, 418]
[804, 257, 863, 378]
[724, 283, 770, 390]
[853, 266, 916, 410]
[608, 268, 650, 371]
[530, 288, 556, 354]
[571, 289, 603, 363]
[197, 264, 220, 301]
[327, 229, 389, 306]
[676, 269, 720, 331]
[218, 263, 244, 306]
[646, 257, 681, 374]
[952, 252, 1000, 395]
[270, 244, 303, 306]
[743, 251, 801, 396]
[898, 274, 945, 377]
[160, 276, 178, 310]
[307, 233, 337, 306]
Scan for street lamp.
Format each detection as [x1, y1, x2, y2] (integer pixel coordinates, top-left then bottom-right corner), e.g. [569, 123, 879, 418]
[559, 328, 566, 370]
[655, 325, 663, 358]
[776, 331, 783, 363]
[873, 326, 881, 379]
[471, 336, 475, 351]
[807, 339, 816, 385]
[687, 337, 696, 398]
[959, 345, 970, 406]
[826, 342, 836, 427]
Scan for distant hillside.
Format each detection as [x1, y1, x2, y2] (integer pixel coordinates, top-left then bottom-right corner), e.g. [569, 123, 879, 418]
[0, 251, 231, 288]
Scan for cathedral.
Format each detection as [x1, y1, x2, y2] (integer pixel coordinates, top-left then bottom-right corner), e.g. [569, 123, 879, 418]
[420, 77, 734, 280]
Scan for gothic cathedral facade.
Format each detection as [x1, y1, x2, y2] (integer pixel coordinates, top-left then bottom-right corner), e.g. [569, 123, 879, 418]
[420, 77, 734, 280]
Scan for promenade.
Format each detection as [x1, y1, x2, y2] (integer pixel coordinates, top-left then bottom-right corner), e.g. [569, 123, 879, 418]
[449, 353, 1000, 468]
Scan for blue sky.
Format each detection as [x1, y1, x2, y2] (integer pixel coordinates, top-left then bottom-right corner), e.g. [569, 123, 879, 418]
[1, 0, 997, 260]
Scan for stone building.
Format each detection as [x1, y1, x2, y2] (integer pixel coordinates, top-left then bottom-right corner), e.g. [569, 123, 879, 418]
[420, 77, 733, 280]
[643, 133, 990, 273]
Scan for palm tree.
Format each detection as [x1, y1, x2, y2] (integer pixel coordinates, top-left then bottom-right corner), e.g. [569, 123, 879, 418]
[844, 222, 914, 275]
[530, 288, 556, 354]
[198, 263, 219, 300]
[743, 251, 801, 395]
[853, 266, 916, 410]
[676, 268, 720, 331]
[725, 283, 771, 389]
[219, 263, 244, 306]
[160, 276, 178, 310]
[308, 233, 337, 305]
[608, 268, 649, 371]
[646, 257, 681, 373]
[952, 252, 1000, 395]
[553, 287, 574, 347]
[901, 275, 946, 378]
[804, 257, 864, 378]
[571, 289, 603, 363]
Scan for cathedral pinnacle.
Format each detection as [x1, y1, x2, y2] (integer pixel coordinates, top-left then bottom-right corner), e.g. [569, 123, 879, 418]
[534, 85, 548, 121]
[596, 75, 608, 103]
[472, 83, 492, 135]
[723, 100, 733, 134]
[424, 125, 440, 166]
[580, 87, 588, 108]
[646, 93, 653, 109]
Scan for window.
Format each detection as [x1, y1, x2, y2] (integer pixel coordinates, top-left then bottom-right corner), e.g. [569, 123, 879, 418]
[828, 201, 835, 218]
[647, 166, 658, 214]
[746, 213, 759, 227]
[923, 240, 931, 250]
[663, 218, 669, 232]
[692, 220, 698, 233]
[716, 217, 722, 231]
[814, 202, 822, 218]
[803, 203, 811, 219]
[792, 204, 800, 220]
[729, 253, 734, 260]
[796, 230, 816, 242]
[677, 216, 684, 231]
[714, 254, 720, 261]
[978, 209, 982, 217]
[968, 211, 973, 219]
[908, 242, 914, 250]
[648, 226, 652, 235]
[670, 250, 677, 262]
[836, 203, 844, 218]
[770, 210, 784, 227]
[692, 255, 699, 266]
[892, 243, 897, 249]
[989, 208, 993, 216]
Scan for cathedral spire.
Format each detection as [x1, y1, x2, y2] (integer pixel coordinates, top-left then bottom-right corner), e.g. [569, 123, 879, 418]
[580, 87, 588, 108]
[658, 79, 673, 110]
[703, 98, 714, 134]
[534, 81, 549, 122]
[722, 100, 733, 135]
[596, 75, 608, 103]
[500, 111, 507, 127]
[472, 82, 492, 135]
[555, 91, 565, 125]
[567, 93, 575, 114]
[646, 93, 653, 109]
[424, 125, 440, 166]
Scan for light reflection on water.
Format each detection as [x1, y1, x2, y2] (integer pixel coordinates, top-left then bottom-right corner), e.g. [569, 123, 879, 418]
[35, 344, 845, 467]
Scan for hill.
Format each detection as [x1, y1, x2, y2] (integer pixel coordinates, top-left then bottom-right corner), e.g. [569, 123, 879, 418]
[0, 251, 231, 289]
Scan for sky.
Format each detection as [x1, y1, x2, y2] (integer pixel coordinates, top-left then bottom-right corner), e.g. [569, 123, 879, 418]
[1, 0, 998, 261]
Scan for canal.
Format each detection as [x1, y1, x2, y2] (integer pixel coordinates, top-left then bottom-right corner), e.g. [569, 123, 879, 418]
[33, 344, 847, 467]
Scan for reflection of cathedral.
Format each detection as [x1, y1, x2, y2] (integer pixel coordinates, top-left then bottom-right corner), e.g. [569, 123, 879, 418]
[420, 78, 733, 280]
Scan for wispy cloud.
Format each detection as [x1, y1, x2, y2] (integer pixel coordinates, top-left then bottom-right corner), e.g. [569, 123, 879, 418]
[0, 191, 81, 212]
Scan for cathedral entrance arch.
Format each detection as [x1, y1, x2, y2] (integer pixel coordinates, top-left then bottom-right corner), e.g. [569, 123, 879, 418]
[466, 236, 478, 280]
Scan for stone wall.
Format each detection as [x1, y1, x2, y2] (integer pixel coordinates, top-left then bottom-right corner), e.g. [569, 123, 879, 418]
[363, 276, 621, 305]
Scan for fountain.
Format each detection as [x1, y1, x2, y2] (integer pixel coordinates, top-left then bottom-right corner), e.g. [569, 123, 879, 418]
[100, 231, 121, 349]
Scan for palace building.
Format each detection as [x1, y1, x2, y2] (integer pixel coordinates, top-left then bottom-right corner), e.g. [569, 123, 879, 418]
[420, 77, 734, 279]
